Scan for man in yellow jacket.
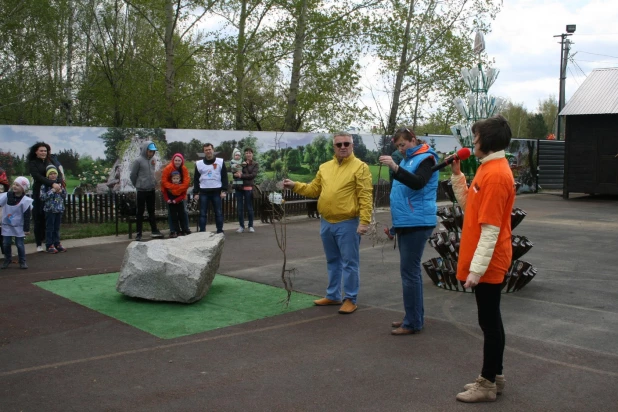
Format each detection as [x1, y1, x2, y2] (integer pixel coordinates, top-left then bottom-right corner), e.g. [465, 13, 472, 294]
[283, 132, 373, 314]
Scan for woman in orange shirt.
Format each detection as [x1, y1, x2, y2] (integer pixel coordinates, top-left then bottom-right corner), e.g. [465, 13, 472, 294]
[450, 115, 516, 403]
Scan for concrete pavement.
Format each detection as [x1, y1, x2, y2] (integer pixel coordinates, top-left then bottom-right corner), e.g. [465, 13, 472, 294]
[1, 192, 617, 411]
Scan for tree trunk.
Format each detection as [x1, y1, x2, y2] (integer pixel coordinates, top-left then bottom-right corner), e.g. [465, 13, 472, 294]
[386, 0, 415, 135]
[234, 0, 248, 130]
[64, 0, 74, 125]
[284, 0, 308, 132]
[164, 0, 176, 128]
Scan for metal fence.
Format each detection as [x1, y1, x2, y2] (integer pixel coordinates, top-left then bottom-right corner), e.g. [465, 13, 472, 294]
[61, 184, 400, 225]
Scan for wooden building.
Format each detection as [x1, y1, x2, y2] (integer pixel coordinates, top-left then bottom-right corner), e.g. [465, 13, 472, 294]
[560, 68, 618, 198]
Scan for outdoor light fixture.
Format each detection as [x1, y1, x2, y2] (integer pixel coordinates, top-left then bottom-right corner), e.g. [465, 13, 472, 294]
[566, 24, 576, 33]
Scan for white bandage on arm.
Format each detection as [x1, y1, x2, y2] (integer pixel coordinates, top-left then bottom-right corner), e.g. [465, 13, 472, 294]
[450, 173, 469, 210]
[469, 224, 500, 276]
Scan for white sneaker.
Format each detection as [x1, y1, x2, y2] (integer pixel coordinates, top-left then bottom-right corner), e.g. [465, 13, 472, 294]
[37, 246, 44, 252]
[249, 227, 255, 233]
[236, 227, 244, 233]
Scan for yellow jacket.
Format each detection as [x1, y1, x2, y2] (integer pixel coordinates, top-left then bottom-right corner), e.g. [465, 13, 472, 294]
[293, 154, 373, 224]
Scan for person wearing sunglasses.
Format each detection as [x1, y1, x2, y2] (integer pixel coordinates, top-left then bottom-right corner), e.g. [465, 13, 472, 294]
[378, 127, 439, 336]
[450, 115, 515, 403]
[282, 132, 373, 315]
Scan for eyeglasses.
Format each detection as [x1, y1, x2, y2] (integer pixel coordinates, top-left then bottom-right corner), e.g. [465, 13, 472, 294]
[335, 142, 351, 148]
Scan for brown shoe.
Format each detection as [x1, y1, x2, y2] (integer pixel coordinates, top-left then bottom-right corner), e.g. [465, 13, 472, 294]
[338, 299, 358, 314]
[391, 321, 403, 328]
[313, 297, 342, 306]
[391, 326, 420, 335]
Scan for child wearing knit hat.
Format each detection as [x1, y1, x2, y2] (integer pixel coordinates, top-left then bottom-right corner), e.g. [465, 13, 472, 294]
[40, 167, 67, 254]
[1, 177, 33, 269]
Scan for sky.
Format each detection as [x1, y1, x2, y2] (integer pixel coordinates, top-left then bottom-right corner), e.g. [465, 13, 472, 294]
[1, 0, 615, 158]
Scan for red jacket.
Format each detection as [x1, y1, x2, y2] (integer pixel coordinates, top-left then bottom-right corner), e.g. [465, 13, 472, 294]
[160, 153, 190, 202]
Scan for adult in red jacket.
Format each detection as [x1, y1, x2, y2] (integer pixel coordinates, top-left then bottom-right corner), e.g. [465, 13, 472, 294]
[160, 153, 191, 237]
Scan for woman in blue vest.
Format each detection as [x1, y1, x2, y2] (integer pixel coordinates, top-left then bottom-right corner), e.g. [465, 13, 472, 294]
[379, 128, 439, 335]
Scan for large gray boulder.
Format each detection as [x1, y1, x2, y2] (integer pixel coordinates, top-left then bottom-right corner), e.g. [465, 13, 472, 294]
[116, 232, 225, 303]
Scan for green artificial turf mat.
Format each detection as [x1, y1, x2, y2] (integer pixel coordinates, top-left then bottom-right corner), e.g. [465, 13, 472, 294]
[35, 273, 318, 339]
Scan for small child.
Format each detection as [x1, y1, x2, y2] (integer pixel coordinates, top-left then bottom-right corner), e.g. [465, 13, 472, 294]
[40, 165, 67, 254]
[1, 176, 33, 269]
[231, 148, 244, 187]
[166, 171, 189, 237]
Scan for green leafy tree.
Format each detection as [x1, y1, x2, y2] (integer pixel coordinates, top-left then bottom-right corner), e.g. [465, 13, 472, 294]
[501, 101, 529, 138]
[286, 149, 302, 171]
[166, 141, 187, 159]
[56, 149, 81, 176]
[527, 113, 548, 139]
[187, 139, 204, 161]
[215, 140, 239, 161]
[352, 134, 369, 162]
[537, 95, 558, 136]
[369, 0, 501, 135]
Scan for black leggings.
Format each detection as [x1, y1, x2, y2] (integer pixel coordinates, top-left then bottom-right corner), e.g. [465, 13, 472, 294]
[136, 190, 158, 235]
[475, 283, 505, 382]
[32, 196, 46, 246]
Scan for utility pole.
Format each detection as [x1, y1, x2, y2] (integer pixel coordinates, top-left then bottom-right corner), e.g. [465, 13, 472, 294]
[554, 24, 576, 140]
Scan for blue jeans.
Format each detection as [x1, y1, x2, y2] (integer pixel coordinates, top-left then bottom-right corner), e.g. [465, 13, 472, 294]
[397, 227, 434, 331]
[3, 236, 26, 264]
[45, 212, 62, 248]
[319, 217, 361, 303]
[235, 189, 254, 229]
[199, 192, 223, 233]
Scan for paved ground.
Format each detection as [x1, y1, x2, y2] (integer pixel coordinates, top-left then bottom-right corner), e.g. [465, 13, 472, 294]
[1, 193, 617, 411]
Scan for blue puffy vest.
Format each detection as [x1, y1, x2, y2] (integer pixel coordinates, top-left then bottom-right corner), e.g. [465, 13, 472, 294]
[390, 145, 439, 228]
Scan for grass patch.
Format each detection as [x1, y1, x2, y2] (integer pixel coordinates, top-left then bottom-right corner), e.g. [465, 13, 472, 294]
[35, 273, 318, 339]
[65, 178, 80, 194]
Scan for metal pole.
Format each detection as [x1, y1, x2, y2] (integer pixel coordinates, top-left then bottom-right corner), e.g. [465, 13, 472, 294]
[556, 34, 565, 140]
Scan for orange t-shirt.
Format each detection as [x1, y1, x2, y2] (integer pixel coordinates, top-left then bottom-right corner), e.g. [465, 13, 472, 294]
[456, 158, 516, 284]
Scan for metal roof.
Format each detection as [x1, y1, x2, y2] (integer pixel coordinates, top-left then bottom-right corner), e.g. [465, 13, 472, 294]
[560, 67, 618, 115]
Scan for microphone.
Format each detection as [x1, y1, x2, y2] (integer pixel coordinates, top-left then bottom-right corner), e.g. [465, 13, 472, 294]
[431, 148, 472, 172]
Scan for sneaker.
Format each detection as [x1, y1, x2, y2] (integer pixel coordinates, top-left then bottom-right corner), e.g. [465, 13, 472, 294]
[134, 234, 142, 241]
[47, 246, 58, 254]
[169, 232, 178, 239]
[248, 227, 255, 233]
[456, 376, 497, 403]
[1, 260, 9, 269]
[36, 246, 44, 252]
[184, 230, 192, 235]
[236, 227, 244, 233]
[464, 375, 505, 395]
[151, 231, 164, 238]
[55, 244, 67, 253]
[20, 263, 28, 269]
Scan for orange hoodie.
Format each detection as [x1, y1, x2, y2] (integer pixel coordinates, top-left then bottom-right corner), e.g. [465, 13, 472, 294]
[161, 153, 190, 201]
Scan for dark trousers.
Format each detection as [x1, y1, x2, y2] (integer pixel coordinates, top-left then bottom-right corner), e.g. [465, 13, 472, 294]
[475, 283, 505, 382]
[32, 197, 46, 247]
[45, 212, 62, 248]
[235, 189, 254, 229]
[136, 190, 158, 235]
[168, 202, 189, 234]
[198, 192, 223, 233]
